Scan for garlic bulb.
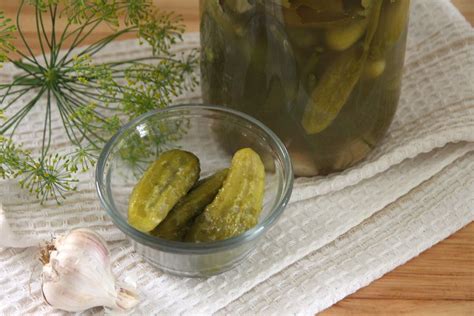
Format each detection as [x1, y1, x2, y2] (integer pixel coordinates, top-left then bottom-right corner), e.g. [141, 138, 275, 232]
[41, 228, 139, 312]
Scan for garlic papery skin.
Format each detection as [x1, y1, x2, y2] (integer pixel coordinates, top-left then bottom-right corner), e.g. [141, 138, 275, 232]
[41, 228, 139, 312]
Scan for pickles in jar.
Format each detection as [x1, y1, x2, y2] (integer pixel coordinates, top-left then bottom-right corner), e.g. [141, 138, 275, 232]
[200, 0, 410, 175]
[128, 149, 200, 233]
[302, 0, 383, 134]
[186, 148, 265, 242]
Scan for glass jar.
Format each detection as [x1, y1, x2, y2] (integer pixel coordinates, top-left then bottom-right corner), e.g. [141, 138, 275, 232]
[200, 0, 410, 176]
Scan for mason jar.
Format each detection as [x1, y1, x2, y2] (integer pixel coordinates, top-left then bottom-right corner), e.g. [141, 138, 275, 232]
[200, 0, 410, 176]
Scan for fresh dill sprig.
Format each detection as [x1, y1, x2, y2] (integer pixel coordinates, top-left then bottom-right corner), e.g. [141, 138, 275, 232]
[0, 0, 198, 203]
[0, 12, 16, 65]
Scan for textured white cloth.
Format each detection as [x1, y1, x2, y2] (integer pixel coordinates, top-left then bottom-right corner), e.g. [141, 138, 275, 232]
[1, 0, 473, 314]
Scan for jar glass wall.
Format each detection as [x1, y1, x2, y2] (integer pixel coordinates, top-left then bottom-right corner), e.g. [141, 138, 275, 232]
[200, 0, 410, 176]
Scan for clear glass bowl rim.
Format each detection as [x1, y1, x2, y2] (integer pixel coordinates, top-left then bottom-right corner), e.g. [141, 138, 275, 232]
[95, 104, 294, 254]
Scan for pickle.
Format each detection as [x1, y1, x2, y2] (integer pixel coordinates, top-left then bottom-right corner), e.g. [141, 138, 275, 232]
[284, 0, 369, 29]
[325, 19, 367, 51]
[292, 7, 358, 28]
[205, 0, 242, 37]
[287, 27, 321, 49]
[301, 47, 365, 134]
[201, 0, 407, 176]
[301, 1, 383, 134]
[185, 148, 265, 242]
[151, 169, 229, 241]
[364, 1, 409, 77]
[128, 149, 200, 232]
[369, 0, 410, 60]
[200, 11, 227, 104]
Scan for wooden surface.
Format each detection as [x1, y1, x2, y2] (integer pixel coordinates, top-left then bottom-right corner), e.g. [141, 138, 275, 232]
[1, 1, 473, 315]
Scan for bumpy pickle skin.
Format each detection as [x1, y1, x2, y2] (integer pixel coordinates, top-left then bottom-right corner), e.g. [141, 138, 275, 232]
[301, 0, 383, 135]
[369, 0, 410, 62]
[301, 46, 364, 134]
[151, 169, 229, 241]
[128, 149, 200, 233]
[185, 148, 265, 242]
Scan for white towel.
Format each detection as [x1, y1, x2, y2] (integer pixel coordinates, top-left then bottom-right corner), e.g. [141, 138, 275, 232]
[1, 0, 473, 314]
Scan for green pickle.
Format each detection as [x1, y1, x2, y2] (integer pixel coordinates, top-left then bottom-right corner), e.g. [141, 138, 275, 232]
[186, 148, 265, 242]
[302, 0, 383, 134]
[301, 46, 365, 134]
[128, 149, 200, 233]
[151, 169, 229, 241]
[369, 0, 410, 60]
[200, 0, 410, 175]
[325, 19, 367, 51]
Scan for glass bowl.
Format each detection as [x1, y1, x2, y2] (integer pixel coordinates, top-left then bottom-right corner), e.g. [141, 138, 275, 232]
[95, 104, 293, 277]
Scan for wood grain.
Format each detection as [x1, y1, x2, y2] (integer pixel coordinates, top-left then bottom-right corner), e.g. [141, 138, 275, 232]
[451, 0, 474, 25]
[321, 299, 474, 316]
[320, 223, 474, 315]
[1, 1, 473, 315]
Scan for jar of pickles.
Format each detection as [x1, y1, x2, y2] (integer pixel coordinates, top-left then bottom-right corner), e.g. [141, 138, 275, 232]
[200, 0, 410, 176]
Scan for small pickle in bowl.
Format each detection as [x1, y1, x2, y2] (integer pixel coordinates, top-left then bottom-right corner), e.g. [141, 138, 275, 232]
[128, 148, 265, 242]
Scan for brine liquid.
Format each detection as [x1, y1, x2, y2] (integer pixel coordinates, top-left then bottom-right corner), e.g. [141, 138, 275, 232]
[200, 0, 410, 176]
